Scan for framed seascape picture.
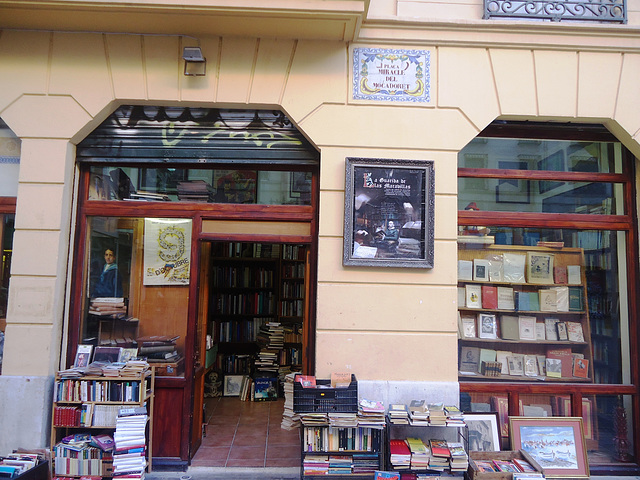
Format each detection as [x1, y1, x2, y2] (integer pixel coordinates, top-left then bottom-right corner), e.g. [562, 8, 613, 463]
[510, 417, 589, 478]
[462, 412, 501, 452]
[343, 157, 435, 268]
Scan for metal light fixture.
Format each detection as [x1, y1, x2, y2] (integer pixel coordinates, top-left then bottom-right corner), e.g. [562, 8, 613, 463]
[183, 46, 206, 76]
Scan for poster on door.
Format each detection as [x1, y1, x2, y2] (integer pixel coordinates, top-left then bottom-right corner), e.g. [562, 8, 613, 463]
[143, 218, 192, 285]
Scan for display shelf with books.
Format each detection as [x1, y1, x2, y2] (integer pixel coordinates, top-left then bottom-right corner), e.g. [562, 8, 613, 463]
[279, 244, 306, 371]
[301, 424, 385, 478]
[50, 367, 154, 479]
[458, 244, 594, 383]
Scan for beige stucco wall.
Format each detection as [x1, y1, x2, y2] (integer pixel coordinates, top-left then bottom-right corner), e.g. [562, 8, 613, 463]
[2, 29, 640, 386]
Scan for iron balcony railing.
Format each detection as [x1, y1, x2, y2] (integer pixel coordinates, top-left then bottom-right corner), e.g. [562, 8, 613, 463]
[484, 0, 626, 22]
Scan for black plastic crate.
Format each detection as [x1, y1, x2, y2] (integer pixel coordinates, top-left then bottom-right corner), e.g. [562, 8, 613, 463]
[293, 374, 358, 413]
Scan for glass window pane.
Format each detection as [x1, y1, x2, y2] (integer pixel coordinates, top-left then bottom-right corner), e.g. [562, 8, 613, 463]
[88, 166, 311, 205]
[460, 138, 622, 174]
[0, 118, 20, 197]
[590, 394, 635, 465]
[458, 179, 621, 215]
[80, 216, 192, 377]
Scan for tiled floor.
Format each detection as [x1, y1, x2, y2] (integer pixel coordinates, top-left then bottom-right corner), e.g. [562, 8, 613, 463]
[190, 396, 301, 468]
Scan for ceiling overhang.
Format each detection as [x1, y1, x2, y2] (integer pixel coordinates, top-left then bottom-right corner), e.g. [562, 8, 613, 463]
[0, 0, 368, 42]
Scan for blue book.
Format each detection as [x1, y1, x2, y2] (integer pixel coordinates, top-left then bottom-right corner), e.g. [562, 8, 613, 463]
[516, 291, 530, 311]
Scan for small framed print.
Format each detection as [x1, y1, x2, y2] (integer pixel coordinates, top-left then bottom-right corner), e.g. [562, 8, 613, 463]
[478, 314, 498, 339]
[223, 375, 245, 397]
[527, 253, 554, 285]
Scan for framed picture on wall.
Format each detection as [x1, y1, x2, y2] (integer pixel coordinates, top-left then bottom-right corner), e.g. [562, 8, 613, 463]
[343, 157, 435, 268]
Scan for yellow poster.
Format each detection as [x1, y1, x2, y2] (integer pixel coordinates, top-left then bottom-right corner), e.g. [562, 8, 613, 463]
[143, 218, 192, 285]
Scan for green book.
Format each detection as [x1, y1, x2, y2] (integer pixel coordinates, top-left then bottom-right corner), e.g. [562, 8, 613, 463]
[500, 315, 520, 340]
[528, 291, 540, 311]
[568, 287, 583, 311]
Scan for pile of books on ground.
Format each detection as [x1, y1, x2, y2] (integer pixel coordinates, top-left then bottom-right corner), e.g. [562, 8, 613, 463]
[113, 406, 148, 480]
[255, 322, 284, 375]
[387, 404, 410, 425]
[280, 372, 301, 430]
[137, 335, 180, 363]
[177, 180, 214, 202]
[408, 400, 430, 425]
[357, 398, 385, 429]
[89, 297, 127, 318]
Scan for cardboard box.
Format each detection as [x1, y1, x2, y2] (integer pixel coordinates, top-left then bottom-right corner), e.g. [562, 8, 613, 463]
[151, 356, 184, 377]
[468, 450, 544, 480]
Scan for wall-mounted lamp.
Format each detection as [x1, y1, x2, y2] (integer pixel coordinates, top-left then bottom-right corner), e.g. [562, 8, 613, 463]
[183, 46, 206, 76]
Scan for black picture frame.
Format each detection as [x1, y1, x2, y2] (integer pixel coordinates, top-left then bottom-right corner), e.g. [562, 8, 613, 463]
[495, 161, 530, 204]
[343, 157, 434, 268]
[538, 150, 565, 194]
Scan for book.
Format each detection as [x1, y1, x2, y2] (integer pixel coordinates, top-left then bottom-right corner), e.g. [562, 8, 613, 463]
[503, 253, 526, 283]
[546, 358, 562, 378]
[567, 265, 582, 284]
[478, 349, 497, 373]
[481, 285, 498, 309]
[553, 265, 568, 284]
[495, 350, 512, 375]
[566, 321, 585, 342]
[93, 346, 122, 363]
[569, 287, 583, 311]
[374, 472, 400, 480]
[539, 289, 557, 312]
[458, 287, 466, 308]
[507, 354, 524, 376]
[460, 315, 477, 338]
[465, 284, 482, 309]
[490, 395, 509, 436]
[488, 255, 504, 282]
[524, 355, 539, 376]
[536, 355, 547, 376]
[74, 344, 93, 368]
[297, 375, 316, 387]
[515, 291, 530, 312]
[528, 291, 540, 311]
[475, 461, 498, 472]
[527, 252, 554, 285]
[535, 322, 546, 340]
[573, 358, 589, 378]
[556, 321, 569, 341]
[497, 287, 515, 310]
[474, 259, 491, 281]
[500, 315, 520, 340]
[330, 372, 352, 388]
[429, 439, 450, 457]
[547, 347, 573, 378]
[458, 260, 473, 281]
[513, 458, 537, 473]
[478, 313, 497, 339]
[554, 286, 569, 312]
[545, 317, 560, 341]
[493, 460, 520, 473]
[460, 346, 481, 373]
[518, 315, 536, 340]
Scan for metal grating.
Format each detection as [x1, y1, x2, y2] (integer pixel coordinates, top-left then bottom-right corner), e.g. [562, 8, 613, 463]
[484, 0, 626, 22]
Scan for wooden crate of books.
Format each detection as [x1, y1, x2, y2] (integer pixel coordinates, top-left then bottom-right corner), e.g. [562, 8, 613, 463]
[468, 450, 543, 480]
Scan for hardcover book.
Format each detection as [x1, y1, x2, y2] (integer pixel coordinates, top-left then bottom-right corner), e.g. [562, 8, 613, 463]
[481, 285, 498, 310]
[553, 265, 568, 284]
[478, 349, 497, 373]
[547, 347, 573, 378]
[460, 346, 481, 373]
[573, 358, 589, 378]
[528, 291, 540, 311]
[567, 265, 582, 284]
[568, 287, 583, 311]
[497, 287, 515, 310]
[515, 291, 530, 312]
[500, 315, 520, 340]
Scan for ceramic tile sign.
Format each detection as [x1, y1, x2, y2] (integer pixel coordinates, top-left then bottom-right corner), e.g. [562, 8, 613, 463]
[352, 47, 431, 103]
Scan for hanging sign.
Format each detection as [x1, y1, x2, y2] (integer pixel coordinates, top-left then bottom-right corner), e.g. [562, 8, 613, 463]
[143, 218, 192, 285]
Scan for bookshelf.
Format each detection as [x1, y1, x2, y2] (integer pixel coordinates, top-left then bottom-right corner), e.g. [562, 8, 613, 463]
[458, 244, 594, 383]
[301, 425, 385, 478]
[50, 368, 154, 478]
[279, 245, 306, 371]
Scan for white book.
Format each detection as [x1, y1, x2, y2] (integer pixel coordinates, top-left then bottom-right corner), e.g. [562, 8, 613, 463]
[497, 287, 515, 310]
[567, 265, 581, 285]
[503, 253, 526, 283]
[465, 284, 482, 309]
[518, 316, 537, 341]
[553, 286, 569, 312]
[535, 322, 546, 340]
[495, 350, 512, 375]
[489, 254, 504, 282]
[458, 260, 473, 281]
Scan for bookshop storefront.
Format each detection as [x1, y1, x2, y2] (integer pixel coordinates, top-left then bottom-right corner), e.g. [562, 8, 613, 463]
[0, 4, 640, 474]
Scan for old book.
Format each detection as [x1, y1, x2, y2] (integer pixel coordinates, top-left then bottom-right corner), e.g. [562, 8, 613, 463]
[524, 355, 539, 377]
[573, 357, 589, 378]
[458, 287, 466, 308]
[535, 322, 546, 340]
[478, 313, 498, 339]
[553, 265, 568, 284]
[546, 358, 562, 378]
[458, 260, 473, 281]
[569, 287, 583, 311]
[465, 284, 482, 309]
[554, 286, 569, 312]
[515, 291, 530, 312]
[490, 395, 509, 437]
[547, 347, 573, 378]
[556, 321, 569, 341]
[539, 289, 558, 312]
[506, 354, 524, 376]
[545, 317, 560, 341]
[474, 259, 491, 281]
[518, 315, 537, 341]
[482, 285, 498, 309]
[460, 346, 481, 373]
[527, 252, 554, 285]
[567, 265, 582, 285]
[497, 287, 515, 310]
[460, 315, 477, 338]
[489, 255, 504, 282]
[495, 350, 512, 375]
[566, 321, 585, 342]
[503, 253, 526, 283]
[500, 315, 520, 340]
[536, 355, 547, 376]
[478, 348, 497, 373]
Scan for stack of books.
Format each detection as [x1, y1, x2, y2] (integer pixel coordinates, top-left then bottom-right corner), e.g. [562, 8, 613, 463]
[448, 442, 469, 472]
[427, 403, 447, 426]
[444, 405, 465, 426]
[136, 336, 180, 363]
[300, 412, 329, 426]
[357, 398, 385, 429]
[428, 439, 450, 471]
[176, 180, 214, 202]
[351, 452, 380, 475]
[408, 400, 430, 425]
[328, 455, 352, 475]
[406, 437, 430, 470]
[120, 360, 150, 377]
[328, 412, 358, 428]
[388, 439, 411, 470]
[113, 406, 148, 480]
[89, 297, 127, 318]
[387, 404, 410, 425]
[280, 372, 301, 430]
[303, 455, 329, 476]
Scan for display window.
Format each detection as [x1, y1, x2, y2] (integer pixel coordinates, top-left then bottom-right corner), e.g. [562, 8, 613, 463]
[457, 122, 638, 468]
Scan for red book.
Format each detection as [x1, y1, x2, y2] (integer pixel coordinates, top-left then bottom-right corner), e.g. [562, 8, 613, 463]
[573, 358, 589, 378]
[429, 439, 450, 457]
[388, 439, 411, 455]
[554, 266, 568, 284]
[481, 285, 498, 309]
[546, 347, 573, 378]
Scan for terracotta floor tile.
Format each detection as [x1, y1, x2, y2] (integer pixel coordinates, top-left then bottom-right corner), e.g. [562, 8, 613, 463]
[190, 446, 230, 462]
[265, 457, 302, 468]
[232, 434, 268, 447]
[225, 458, 266, 467]
[227, 445, 266, 460]
[236, 423, 268, 435]
[265, 445, 300, 459]
[201, 432, 235, 447]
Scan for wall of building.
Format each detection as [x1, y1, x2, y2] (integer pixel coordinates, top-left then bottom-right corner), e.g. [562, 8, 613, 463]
[1, 6, 640, 452]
